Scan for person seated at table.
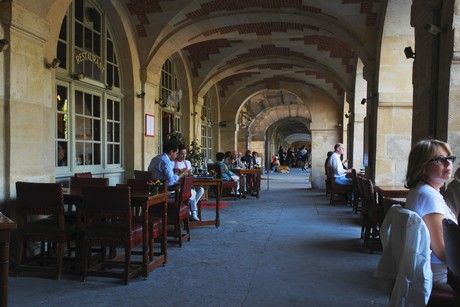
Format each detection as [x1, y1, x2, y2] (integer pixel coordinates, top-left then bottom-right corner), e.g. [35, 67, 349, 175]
[148, 140, 200, 221]
[174, 144, 205, 217]
[252, 151, 261, 166]
[225, 150, 243, 169]
[329, 143, 352, 185]
[270, 155, 280, 173]
[216, 152, 240, 194]
[241, 150, 256, 168]
[405, 139, 457, 292]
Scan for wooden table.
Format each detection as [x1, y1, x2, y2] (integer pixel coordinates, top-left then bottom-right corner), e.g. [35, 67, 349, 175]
[130, 191, 169, 277]
[63, 188, 169, 278]
[374, 185, 409, 214]
[0, 214, 16, 307]
[235, 169, 262, 198]
[191, 177, 222, 227]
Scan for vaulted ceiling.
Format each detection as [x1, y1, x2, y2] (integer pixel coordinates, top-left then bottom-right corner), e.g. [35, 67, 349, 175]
[118, 0, 385, 143]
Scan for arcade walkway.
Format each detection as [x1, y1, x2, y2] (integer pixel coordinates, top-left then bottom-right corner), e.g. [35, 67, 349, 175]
[8, 169, 388, 306]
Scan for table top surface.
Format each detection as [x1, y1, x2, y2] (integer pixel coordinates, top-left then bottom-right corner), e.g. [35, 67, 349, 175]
[0, 213, 17, 229]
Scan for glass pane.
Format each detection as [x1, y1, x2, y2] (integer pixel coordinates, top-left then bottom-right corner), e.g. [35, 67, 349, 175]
[114, 123, 120, 142]
[57, 113, 67, 139]
[107, 144, 113, 164]
[59, 16, 67, 40]
[75, 0, 84, 22]
[107, 64, 113, 87]
[75, 23, 83, 47]
[85, 143, 92, 165]
[84, 118, 92, 140]
[93, 143, 101, 165]
[75, 142, 84, 165]
[107, 100, 113, 120]
[57, 42, 67, 70]
[57, 141, 68, 167]
[114, 145, 120, 164]
[84, 93, 92, 115]
[107, 122, 113, 142]
[93, 96, 100, 117]
[107, 40, 113, 62]
[75, 91, 83, 114]
[93, 9, 101, 32]
[75, 116, 84, 139]
[84, 27, 92, 51]
[114, 101, 120, 120]
[93, 119, 101, 141]
[94, 33, 100, 56]
[114, 68, 119, 87]
[57, 86, 67, 111]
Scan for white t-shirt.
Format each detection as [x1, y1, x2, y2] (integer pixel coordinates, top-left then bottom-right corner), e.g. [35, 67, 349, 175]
[174, 159, 192, 171]
[405, 182, 457, 264]
[329, 152, 345, 178]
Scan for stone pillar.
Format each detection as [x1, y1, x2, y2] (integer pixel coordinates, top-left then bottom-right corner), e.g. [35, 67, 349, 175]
[310, 127, 340, 189]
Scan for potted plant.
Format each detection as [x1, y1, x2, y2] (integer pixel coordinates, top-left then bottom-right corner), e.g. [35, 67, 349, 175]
[188, 139, 205, 169]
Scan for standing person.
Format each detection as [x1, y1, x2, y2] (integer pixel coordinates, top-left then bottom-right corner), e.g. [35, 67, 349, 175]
[148, 140, 200, 221]
[174, 145, 205, 219]
[297, 145, 308, 171]
[285, 148, 293, 167]
[277, 146, 285, 165]
[404, 139, 457, 292]
[329, 143, 352, 185]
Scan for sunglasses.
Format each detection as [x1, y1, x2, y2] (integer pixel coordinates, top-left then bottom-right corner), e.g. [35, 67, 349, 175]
[429, 155, 457, 165]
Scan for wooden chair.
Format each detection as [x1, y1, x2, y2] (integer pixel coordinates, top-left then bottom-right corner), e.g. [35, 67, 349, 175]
[375, 206, 454, 306]
[15, 182, 72, 280]
[362, 177, 383, 253]
[326, 167, 353, 205]
[80, 185, 143, 285]
[442, 218, 460, 305]
[126, 178, 165, 260]
[74, 172, 93, 178]
[325, 165, 332, 196]
[134, 170, 153, 180]
[351, 169, 362, 213]
[208, 163, 238, 200]
[167, 175, 193, 247]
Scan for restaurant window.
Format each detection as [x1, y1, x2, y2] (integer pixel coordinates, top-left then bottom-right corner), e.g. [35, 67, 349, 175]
[201, 95, 213, 160]
[55, 0, 123, 172]
[159, 58, 181, 145]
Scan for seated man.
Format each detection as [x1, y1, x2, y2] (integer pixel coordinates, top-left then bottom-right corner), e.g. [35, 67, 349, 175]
[241, 150, 256, 168]
[225, 150, 244, 169]
[174, 144, 205, 217]
[329, 143, 352, 185]
[148, 140, 200, 221]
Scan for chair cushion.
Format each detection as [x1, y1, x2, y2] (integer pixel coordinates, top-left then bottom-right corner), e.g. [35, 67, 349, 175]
[85, 222, 143, 248]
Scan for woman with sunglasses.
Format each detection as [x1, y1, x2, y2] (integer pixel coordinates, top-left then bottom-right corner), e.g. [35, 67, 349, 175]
[405, 139, 457, 291]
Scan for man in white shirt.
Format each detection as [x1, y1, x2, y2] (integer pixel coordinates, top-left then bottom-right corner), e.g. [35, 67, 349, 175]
[329, 143, 352, 185]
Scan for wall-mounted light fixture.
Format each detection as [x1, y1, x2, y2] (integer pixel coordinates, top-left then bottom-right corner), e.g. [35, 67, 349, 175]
[425, 23, 443, 35]
[46, 58, 61, 69]
[72, 73, 85, 80]
[344, 112, 352, 119]
[0, 39, 9, 52]
[137, 92, 146, 98]
[219, 121, 227, 127]
[361, 98, 367, 105]
[191, 112, 198, 116]
[404, 46, 415, 59]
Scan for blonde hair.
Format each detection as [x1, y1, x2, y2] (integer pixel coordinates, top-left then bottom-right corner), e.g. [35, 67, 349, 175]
[405, 139, 452, 188]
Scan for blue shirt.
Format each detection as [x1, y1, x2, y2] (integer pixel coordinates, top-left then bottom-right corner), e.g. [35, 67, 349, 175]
[147, 153, 180, 186]
[217, 161, 235, 181]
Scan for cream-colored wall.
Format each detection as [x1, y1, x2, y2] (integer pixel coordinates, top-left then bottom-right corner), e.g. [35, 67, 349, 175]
[7, 4, 55, 195]
[374, 0, 413, 185]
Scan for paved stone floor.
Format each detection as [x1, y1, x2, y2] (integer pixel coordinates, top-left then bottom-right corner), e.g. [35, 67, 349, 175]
[8, 168, 389, 306]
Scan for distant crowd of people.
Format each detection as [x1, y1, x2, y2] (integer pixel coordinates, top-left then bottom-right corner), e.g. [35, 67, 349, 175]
[269, 145, 310, 173]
